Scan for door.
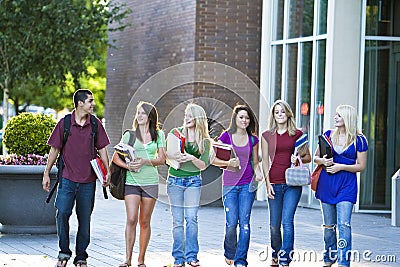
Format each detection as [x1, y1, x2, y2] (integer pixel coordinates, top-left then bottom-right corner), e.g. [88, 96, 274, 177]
[360, 42, 400, 210]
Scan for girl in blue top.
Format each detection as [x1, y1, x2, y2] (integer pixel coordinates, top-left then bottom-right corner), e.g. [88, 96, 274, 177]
[314, 105, 368, 267]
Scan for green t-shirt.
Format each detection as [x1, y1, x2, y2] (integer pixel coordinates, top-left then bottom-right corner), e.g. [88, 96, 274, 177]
[123, 130, 166, 186]
[168, 128, 211, 178]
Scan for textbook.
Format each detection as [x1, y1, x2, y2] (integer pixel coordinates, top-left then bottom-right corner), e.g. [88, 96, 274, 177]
[90, 157, 108, 199]
[318, 134, 333, 159]
[113, 142, 137, 162]
[294, 133, 308, 155]
[90, 157, 107, 184]
[166, 132, 182, 169]
[173, 128, 186, 153]
[213, 142, 240, 172]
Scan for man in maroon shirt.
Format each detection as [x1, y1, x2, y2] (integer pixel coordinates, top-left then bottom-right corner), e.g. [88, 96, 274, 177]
[42, 89, 111, 267]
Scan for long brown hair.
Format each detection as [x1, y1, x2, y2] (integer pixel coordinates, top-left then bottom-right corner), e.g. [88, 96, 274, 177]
[226, 104, 258, 135]
[132, 101, 160, 142]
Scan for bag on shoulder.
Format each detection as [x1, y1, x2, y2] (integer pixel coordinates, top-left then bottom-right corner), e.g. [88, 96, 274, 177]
[311, 165, 323, 191]
[109, 130, 136, 200]
[285, 156, 311, 186]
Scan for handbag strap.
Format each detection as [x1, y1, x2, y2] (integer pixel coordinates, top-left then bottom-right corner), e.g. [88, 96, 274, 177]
[290, 156, 304, 168]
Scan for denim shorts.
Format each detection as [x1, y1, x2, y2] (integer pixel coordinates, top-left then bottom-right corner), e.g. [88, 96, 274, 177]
[124, 184, 158, 199]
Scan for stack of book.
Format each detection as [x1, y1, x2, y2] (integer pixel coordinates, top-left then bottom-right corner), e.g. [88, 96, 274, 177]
[90, 157, 108, 199]
[90, 157, 107, 184]
[113, 142, 137, 162]
[213, 142, 240, 172]
[173, 128, 186, 153]
[166, 131, 186, 169]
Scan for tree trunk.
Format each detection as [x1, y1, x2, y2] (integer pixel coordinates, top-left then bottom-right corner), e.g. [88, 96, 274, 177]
[2, 87, 9, 155]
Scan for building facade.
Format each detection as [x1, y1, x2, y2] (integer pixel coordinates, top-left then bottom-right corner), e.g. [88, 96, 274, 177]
[105, 0, 399, 212]
[106, 0, 262, 143]
[105, 0, 263, 203]
[260, 0, 400, 212]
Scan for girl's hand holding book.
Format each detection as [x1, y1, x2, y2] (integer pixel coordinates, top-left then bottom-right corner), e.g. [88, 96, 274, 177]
[320, 155, 334, 167]
[227, 157, 240, 168]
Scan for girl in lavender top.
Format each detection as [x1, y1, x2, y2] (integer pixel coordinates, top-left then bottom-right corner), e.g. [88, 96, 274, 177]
[212, 104, 263, 267]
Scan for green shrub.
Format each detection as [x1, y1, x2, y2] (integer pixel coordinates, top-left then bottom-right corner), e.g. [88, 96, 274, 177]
[3, 113, 56, 156]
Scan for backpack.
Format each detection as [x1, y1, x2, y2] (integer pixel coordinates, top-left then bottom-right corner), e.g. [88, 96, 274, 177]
[63, 113, 98, 156]
[109, 130, 136, 200]
[249, 135, 258, 192]
[46, 113, 102, 203]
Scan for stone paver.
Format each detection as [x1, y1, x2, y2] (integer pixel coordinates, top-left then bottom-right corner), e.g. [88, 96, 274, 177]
[1, 186, 399, 266]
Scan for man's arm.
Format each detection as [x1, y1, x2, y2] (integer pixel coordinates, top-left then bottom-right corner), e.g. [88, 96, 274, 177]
[42, 147, 60, 192]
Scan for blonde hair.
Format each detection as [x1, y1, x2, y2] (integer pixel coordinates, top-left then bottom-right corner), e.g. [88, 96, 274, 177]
[268, 100, 297, 136]
[183, 103, 211, 154]
[331, 105, 360, 147]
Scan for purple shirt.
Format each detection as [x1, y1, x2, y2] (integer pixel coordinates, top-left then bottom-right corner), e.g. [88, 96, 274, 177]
[218, 131, 259, 186]
[47, 111, 110, 183]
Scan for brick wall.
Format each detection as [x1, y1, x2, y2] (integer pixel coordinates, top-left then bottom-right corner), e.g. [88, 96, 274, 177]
[106, 0, 262, 146]
[106, 0, 197, 146]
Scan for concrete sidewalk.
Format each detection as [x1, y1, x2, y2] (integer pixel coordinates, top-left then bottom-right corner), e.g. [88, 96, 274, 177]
[1, 185, 399, 267]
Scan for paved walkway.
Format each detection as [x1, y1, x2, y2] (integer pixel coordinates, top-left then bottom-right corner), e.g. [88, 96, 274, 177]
[1, 185, 399, 267]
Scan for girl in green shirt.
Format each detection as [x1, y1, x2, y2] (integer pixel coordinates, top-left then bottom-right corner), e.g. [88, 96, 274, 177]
[166, 103, 212, 267]
[113, 101, 166, 267]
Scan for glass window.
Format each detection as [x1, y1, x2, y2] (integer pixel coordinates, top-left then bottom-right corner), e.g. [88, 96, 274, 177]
[360, 40, 393, 210]
[271, 45, 283, 101]
[288, 0, 314, 38]
[286, 43, 298, 110]
[394, 1, 400, 36]
[298, 42, 312, 134]
[317, 0, 328, 35]
[313, 39, 326, 149]
[366, 0, 400, 36]
[273, 0, 285, 40]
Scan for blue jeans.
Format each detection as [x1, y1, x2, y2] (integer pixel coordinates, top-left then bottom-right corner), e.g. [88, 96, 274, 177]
[267, 184, 302, 265]
[321, 201, 353, 267]
[167, 175, 201, 265]
[223, 183, 256, 267]
[55, 178, 96, 265]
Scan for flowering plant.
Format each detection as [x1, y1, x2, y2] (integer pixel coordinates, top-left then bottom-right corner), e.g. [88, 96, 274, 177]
[1, 113, 56, 165]
[0, 153, 48, 165]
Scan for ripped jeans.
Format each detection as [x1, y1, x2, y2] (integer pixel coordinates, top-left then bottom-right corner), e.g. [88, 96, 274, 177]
[222, 183, 256, 267]
[321, 201, 354, 267]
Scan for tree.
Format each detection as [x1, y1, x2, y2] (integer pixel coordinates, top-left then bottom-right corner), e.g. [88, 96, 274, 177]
[0, 0, 130, 123]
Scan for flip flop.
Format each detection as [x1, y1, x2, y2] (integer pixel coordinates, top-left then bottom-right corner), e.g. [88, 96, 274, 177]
[55, 257, 69, 267]
[225, 258, 234, 265]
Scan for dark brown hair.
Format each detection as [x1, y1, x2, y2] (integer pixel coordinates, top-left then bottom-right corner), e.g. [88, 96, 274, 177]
[226, 104, 258, 135]
[133, 101, 160, 142]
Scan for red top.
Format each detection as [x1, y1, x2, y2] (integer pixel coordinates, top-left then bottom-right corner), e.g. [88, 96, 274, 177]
[47, 111, 110, 183]
[262, 129, 303, 184]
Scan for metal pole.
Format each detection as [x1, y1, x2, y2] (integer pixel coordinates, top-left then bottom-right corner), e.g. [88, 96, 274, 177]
[391, 169, 400, 227]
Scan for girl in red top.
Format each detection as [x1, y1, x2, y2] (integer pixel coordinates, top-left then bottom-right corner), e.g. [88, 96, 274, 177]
[261, 100, 311, 267]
